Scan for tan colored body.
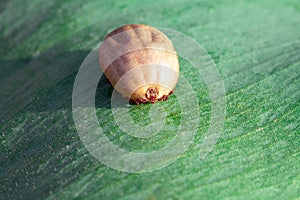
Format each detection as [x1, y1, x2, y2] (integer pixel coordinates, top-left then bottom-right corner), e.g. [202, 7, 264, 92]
[99, 24, 179, 104]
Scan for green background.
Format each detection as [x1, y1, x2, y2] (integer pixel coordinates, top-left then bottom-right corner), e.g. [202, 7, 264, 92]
[0, 0, 299, 199]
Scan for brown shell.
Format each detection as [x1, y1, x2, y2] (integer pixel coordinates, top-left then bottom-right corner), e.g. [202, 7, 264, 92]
[98, 24, 179, 104]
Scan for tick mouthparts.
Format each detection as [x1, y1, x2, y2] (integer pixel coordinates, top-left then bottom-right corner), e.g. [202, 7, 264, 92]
[145, 87, 159, 103]
[150, 97, 156, 104]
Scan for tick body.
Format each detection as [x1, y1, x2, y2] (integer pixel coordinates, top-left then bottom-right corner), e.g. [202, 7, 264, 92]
[99, 24, 179, 104]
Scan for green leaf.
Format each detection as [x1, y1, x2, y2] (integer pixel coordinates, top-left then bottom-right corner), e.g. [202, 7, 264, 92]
[0, 0, 299, 199]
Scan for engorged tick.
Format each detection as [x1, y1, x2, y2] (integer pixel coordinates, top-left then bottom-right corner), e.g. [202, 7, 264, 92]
[98, 24, 179, 104]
